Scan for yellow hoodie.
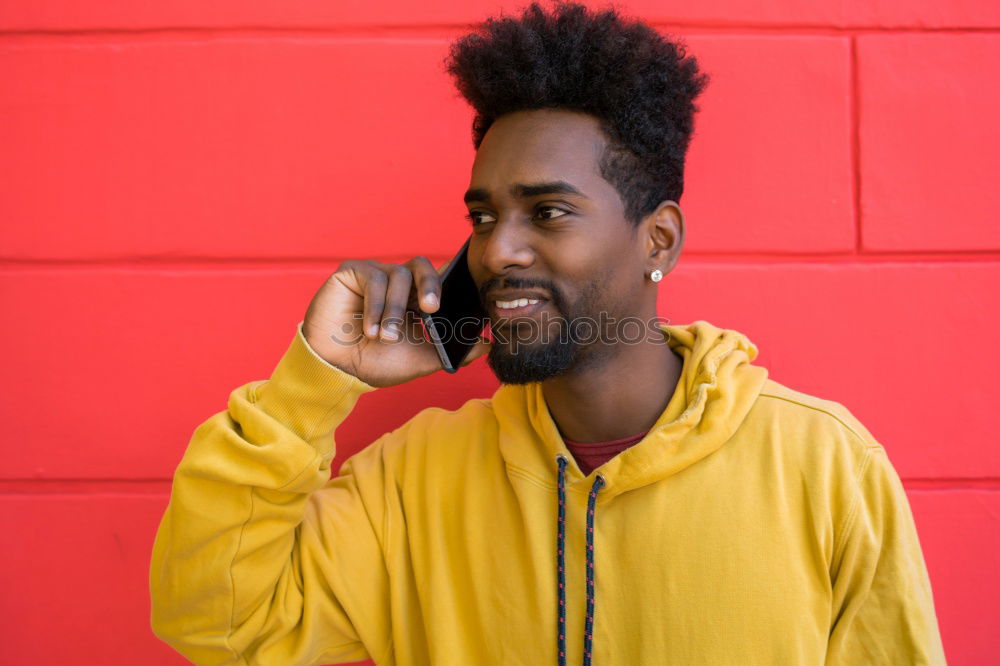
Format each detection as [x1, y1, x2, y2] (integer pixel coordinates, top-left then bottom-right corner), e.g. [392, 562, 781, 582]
[150, 320, 946, 665]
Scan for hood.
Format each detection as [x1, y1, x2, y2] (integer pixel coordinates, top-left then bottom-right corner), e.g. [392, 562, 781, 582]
[493, 319, 770, 502]
[490, 319, 769, 665]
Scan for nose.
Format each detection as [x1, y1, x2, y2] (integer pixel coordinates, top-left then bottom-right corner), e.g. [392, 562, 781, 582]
[477, 218, 535, 277]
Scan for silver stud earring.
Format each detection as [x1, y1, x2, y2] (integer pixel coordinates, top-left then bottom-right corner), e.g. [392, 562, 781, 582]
[649, 269, 663, 283]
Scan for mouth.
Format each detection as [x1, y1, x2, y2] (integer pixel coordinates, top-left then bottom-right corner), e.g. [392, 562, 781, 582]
[489, 297, 550, 325]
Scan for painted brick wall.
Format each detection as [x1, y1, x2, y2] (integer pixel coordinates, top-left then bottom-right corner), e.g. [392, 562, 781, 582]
[1, 1, 997, 664]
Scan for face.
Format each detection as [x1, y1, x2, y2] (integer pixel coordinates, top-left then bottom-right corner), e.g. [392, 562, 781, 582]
[462, 108, 675, 384]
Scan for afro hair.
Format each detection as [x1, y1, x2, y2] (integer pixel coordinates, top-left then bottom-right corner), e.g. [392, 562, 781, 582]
[444, 0, 710, 226]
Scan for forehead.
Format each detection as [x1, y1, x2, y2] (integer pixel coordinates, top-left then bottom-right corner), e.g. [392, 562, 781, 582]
[468, 109, 609, 193]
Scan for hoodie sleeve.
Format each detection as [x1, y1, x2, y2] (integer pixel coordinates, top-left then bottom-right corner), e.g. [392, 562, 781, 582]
[149, 322, 391, 665]
[825, 445, 947, 665]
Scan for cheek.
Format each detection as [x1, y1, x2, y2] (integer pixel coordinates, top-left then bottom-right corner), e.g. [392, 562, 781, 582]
[594, 254, 644, 310]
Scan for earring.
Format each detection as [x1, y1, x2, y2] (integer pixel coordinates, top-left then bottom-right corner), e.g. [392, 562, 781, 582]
[649, 269, 663, 283]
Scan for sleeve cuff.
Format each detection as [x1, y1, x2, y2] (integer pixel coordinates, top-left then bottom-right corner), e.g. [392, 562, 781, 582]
[251, 321, 378, 450]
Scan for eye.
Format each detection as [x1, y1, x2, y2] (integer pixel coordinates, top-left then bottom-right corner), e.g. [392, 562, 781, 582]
[464, 211, 495, 226]
[535, 206, 569, 220]
[464, 206, 570, 227]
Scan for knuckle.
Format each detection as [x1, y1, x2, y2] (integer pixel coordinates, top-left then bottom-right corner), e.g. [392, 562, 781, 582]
[340, 259, 369, 270]
[389, 265, 412, 280]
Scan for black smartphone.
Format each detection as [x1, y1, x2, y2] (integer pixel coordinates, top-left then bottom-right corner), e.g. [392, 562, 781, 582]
[419, 237, 489, 373]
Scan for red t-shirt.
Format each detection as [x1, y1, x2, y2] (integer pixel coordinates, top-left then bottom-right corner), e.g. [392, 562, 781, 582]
[562, 430, 649, 476]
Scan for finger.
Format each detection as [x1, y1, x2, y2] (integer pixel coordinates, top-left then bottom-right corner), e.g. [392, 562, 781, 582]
[405, 256, 442, 314]
[356, 262, 388, 340]
[378, 265, 414, 342]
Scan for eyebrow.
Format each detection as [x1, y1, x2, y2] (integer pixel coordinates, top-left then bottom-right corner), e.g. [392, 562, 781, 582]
[463, 180, 588, 204]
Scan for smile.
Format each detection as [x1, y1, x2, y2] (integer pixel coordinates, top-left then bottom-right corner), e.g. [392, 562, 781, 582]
[490, 298, 549, 322]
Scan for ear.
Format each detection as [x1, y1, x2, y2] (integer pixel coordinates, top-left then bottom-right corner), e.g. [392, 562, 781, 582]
[643, 200, 685, 275]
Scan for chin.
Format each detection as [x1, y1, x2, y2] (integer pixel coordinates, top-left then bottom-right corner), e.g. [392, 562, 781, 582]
[486, 339, 579, 384]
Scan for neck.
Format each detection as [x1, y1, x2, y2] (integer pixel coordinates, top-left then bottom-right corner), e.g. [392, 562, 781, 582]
[541, 324, 684, 443]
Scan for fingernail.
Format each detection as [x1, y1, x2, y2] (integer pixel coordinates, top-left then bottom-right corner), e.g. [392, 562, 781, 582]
[382, 324, 399, 340]
[368, 324, 379, 336]
[426, 293, 438, 306]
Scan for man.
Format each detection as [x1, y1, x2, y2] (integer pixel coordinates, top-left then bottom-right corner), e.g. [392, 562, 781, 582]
[150, 2, 946, 664]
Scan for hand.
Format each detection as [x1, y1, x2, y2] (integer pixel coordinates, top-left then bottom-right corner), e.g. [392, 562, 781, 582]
[302, 257, 491, 388]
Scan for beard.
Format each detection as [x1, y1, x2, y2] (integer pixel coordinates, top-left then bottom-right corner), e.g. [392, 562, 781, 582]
[486, 280, 609, 385]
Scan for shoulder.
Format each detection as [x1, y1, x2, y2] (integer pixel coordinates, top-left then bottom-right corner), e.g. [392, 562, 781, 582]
[749, 379, 904, 544]
[747, 378, 889, 488]
[757, 378, 879, 447]
[355, 396, 498, 469]
[392, 397, 496, 441]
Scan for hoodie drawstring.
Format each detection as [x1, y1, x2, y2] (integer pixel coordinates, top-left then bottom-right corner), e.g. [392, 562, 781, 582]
[557, 454, 605, 665]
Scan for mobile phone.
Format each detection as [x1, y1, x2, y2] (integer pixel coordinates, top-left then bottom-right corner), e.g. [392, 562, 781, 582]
[419, 237, 489, 373]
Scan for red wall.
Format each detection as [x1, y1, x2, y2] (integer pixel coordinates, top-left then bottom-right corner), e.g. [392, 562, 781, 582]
[2, 1, 998, 664]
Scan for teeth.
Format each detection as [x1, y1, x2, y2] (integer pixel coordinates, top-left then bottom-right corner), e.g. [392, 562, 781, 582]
[496, 298, 541, 309]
